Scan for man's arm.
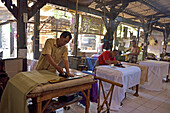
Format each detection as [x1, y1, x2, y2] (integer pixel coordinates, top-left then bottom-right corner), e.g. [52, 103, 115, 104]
[104, 60, 119, 65]
[102, 51, 119, 65]
[64, 60, 74, 77]
[128, 47, 140, 55]
[45, 54, 64, 74]
[125, 47, 131, 52]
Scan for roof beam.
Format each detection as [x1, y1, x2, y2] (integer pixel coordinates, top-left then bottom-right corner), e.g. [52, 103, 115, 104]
[48, 0, 111, 17]
[152, 27, 163, 32]
[3, 0, 165, 33]
[139, 0, 170, 18]
[48, 0, 144, 27]
[146, 14, 170, 19]
[28, 0, 48, 19]
[95, 0, 138, 8]
[140, 0, 161, 12]
[154, 22, 170, 27]
[1, 0, 18, 19]
[116, 16, 142, 26]
[123, 9, 143, 18]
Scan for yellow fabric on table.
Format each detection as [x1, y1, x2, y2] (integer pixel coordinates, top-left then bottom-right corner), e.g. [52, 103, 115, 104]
[0, 70, 60, 113]
[126, 63, 148, 85]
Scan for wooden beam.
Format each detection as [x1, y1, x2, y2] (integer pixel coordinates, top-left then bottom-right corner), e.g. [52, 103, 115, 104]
[48, 0, 110, 17]
[102, 17, 109, 31]
[2, 0, 18, 19]
[116, 16, 142, 26]
[123, 9, 142, 18]
[33, 10, 40, 59]
[152, 27, 163, 32]
[140, 0, 170, 20]
[28, 0, 48, 19]
[140, 0, 161, 12]
[48, 0, 145, 29]
[95, 0, 138, 8]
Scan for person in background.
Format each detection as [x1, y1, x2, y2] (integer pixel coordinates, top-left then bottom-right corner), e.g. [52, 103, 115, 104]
[125, 40, 140, 63]
[36, 31, 74, 77]
[98, 50, 120, 65]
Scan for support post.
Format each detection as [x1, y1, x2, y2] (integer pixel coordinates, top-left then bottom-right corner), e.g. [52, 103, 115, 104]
[17, 0, 28, 71]
[102, 2, 127, 50]
[162, 27, 170, 57]
[73, 14, 79, 57]
[142, 22, 150, 60]
[137, 27, 140, 45]
[33, 10, 40, 59]
[114, 28, 117, 50]
[102, 18, 120, 50]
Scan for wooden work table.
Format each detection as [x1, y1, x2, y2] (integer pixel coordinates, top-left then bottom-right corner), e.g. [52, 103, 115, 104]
[27, 81, 96, 113]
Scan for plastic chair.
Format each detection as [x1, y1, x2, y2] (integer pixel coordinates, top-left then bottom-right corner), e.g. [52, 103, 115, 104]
[84, 58, 98, 71]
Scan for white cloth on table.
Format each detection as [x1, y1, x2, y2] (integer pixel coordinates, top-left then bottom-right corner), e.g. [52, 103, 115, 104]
[96, 65, 141, 111]
[139, 60, 169, 91]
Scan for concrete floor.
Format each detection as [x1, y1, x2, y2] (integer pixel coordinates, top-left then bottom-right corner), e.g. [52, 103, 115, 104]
[55, 81, 170, 113]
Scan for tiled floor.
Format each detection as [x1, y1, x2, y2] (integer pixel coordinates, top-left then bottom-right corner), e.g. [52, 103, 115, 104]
[55, 81, 170, 113]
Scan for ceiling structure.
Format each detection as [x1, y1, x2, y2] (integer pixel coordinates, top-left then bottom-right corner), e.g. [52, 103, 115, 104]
[0, 0, 170, 31]
[0, 0, 169, 59]
[78, 0, 170, 31]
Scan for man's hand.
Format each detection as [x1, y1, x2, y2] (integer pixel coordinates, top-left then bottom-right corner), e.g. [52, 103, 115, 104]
[56, 66, 64, 74]
[66, 73, 74, 77]
[116, 60, 120, 64]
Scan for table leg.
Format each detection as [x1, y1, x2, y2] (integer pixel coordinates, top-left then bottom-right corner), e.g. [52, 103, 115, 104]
[36, 97, 42, 113]
[133, 84, 139, 97]
[85, 89, 90, 113]
[166, 75, 169, 82]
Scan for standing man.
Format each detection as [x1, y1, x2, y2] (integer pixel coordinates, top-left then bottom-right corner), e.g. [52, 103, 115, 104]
[125, 40, 140, 63]
[98, 50, 120, 65]
[36, 31, 74, 77]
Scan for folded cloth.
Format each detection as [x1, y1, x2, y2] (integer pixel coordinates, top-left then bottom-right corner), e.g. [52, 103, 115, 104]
[0, 72, 39, 113]
[122, 62, 148, 85]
